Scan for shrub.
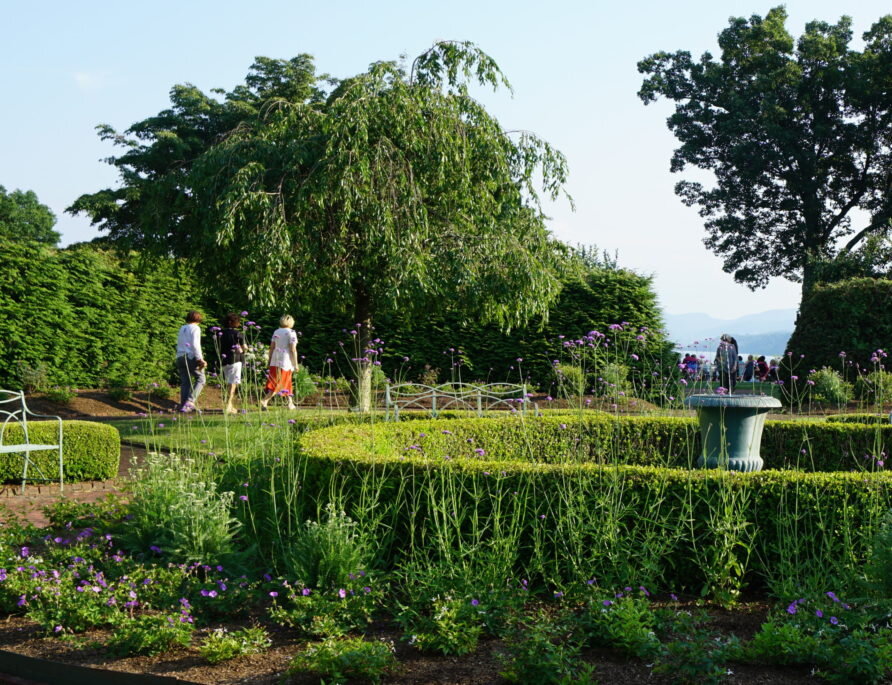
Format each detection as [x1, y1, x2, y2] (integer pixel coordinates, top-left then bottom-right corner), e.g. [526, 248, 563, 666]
[856, 370, 892, 405]
[106, 613, 194, 656]
[499, 610, 596, 684]
[555, 364, 586, 398]
[396, 594, 483, 655]
[44, 386, 77, 405]
[199, 626, 271, 663]
[287, 636, 397, 684]
[0, 420, 119, 482]
[282, 503, 369, 589]
[124, 452, 240, 563]
[810, 367, 854, 406]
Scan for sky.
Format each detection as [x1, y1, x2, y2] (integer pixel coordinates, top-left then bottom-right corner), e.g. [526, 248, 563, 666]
[2, 0, 889, 318]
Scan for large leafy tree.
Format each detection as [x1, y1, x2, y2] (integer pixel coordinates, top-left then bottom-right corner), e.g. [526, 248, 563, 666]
[71, 43, 570, 409]
[638, 8, 892, 300]
[0, 186, 58, 245]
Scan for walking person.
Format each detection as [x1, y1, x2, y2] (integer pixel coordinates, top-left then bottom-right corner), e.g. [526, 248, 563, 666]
[176, 311, 207, 412]
[219, 312, 246, 414]
[259, 315, 299, 410]
[714, 334, 738, 393]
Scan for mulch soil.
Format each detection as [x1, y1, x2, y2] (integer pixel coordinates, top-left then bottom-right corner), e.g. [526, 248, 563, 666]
[0, 388, 864, 682]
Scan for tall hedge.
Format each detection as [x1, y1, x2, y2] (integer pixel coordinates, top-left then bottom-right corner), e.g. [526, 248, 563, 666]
[786, 277, 892, 371]
[237, 265, 675, 390]
[0, 241, 204, 388]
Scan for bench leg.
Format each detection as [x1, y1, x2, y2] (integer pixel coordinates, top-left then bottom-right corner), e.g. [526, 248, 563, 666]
[58, 446, 64, 494]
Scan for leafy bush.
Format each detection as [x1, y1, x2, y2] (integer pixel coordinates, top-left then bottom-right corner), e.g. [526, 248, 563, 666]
[287, 636, 397, 684]
[396, 595, 483, 655]
[555, 364, 586, 398]
[0, 420, 119, 483]
[267, 576, 380, 637]
[810, 367, 854, 406]
[106, 613, 194, 656]
[499, 610, 596, 684]
[44, 386, 77, 405]
[124, 452, 240, 562]
[199, 626, 271, 663]
[856, 370, 892, 405]
[282, 503, 368, 589]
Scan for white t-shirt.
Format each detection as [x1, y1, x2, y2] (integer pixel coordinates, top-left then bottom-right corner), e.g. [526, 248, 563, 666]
[176, 323, 203, 360]
[270, 327, 298, 370]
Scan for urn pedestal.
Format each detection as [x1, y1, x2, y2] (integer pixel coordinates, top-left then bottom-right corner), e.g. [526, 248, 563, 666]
[684, 394, 782, 472]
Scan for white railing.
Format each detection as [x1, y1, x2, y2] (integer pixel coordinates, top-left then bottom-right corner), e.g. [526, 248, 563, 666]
[384, 382, 536, 420]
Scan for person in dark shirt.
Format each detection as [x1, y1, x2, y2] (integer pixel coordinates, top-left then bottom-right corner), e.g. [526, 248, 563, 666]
[219, 312, 247, 414]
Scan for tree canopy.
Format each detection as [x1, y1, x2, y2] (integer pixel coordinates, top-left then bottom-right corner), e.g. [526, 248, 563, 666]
[638, 8, 892, 298]
[0, 186, 58, 245]
[70, 43, 571, 409]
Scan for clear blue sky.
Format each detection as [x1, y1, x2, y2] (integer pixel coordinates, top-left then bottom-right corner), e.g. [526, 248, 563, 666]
[2, 0, 888, 317]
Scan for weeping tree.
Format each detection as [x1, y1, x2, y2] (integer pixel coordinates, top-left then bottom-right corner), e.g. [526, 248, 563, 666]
[71, 43, 571, 410]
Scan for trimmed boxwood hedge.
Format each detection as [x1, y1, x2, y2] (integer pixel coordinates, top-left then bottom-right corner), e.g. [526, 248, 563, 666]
[298, 415, 892, 591]
[0, 420, 120, 483]
[303, 414, 892, 472]
[826, 413, 891, 425]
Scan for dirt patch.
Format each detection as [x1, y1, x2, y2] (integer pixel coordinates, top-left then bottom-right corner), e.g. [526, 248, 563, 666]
[0, 606, 818, 685]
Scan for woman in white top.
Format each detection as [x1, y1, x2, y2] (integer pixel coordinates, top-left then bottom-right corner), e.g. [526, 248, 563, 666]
[260, 314, 299, 410]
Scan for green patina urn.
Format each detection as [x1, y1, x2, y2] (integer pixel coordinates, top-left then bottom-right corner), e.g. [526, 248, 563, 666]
[684, 394, 782, 472]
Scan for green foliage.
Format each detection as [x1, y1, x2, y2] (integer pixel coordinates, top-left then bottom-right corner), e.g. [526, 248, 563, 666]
[267, 575, 380, 638]
[639, 9, 892, 294]
[499, 610, 596, 684]
[124, 452, 240, 562]
[788, 278, 892, 372]
[826, 414, 890, 425]
[300, 416, 892, 592]
[44, 386, 77, 405]
[555, 364, 586, 398]
[287, 636, 397, 685]
[106, 613, 194, 656]
[0, 420, 119, 483]
[856, 370, 892, 405]
[396, 595, 483, 655]
[282, 503, 368, 589]
[810, 367, 854, 406]
[575, 591, 659, 658]
[865, 510, 892, 597]
[0, 240, 204, 388]
[198, 626, 271, 664]
[0, 185, 58, 245]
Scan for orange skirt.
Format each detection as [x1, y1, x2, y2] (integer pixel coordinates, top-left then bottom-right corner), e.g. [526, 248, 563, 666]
[265, 367, 293, 396]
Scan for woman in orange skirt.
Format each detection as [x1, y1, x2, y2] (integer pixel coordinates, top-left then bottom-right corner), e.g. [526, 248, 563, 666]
[260, 314, 299, 410]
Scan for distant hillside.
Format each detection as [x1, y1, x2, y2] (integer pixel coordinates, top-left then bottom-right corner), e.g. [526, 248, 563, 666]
[663, 308, 796, 348]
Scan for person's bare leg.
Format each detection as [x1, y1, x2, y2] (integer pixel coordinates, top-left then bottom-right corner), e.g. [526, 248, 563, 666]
[225, 384, 238, 414]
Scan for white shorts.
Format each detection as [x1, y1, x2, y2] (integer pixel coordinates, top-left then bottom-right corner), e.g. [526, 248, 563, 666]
[222, 362, 242, 385]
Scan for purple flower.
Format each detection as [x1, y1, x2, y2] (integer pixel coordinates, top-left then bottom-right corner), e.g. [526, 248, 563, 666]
[602, 600, 612, 607]
[338, 588, 347, 599]
[240, 495, 248, 501]
[815, 609, 823, 618]
[269, 591, 278, 598]
[471, 598, 480, 606]
[830, 616, 839, 625]
[302, 588, 311, 596]
[786, 603, 797, 615]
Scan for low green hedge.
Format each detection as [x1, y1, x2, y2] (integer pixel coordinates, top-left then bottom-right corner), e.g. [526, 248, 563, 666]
[826, 413, 891, 425]
[1, 420, 120, 482]
[302, 414, 892, 472]
[298, 416, 892, 592]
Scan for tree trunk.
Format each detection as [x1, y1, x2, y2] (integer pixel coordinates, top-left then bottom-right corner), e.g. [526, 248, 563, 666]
[353, 285, 374, 413]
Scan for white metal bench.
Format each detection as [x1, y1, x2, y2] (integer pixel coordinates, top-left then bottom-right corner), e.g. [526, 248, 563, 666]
[0, 390, 64, 493]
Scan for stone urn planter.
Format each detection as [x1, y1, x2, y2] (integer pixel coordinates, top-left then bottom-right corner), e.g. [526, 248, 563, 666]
[684, 394, 782, 472]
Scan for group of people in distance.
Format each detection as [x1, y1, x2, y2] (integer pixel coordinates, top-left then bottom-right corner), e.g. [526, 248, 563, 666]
[681, 335, 779, 392]
[174, 310, 300, 414]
